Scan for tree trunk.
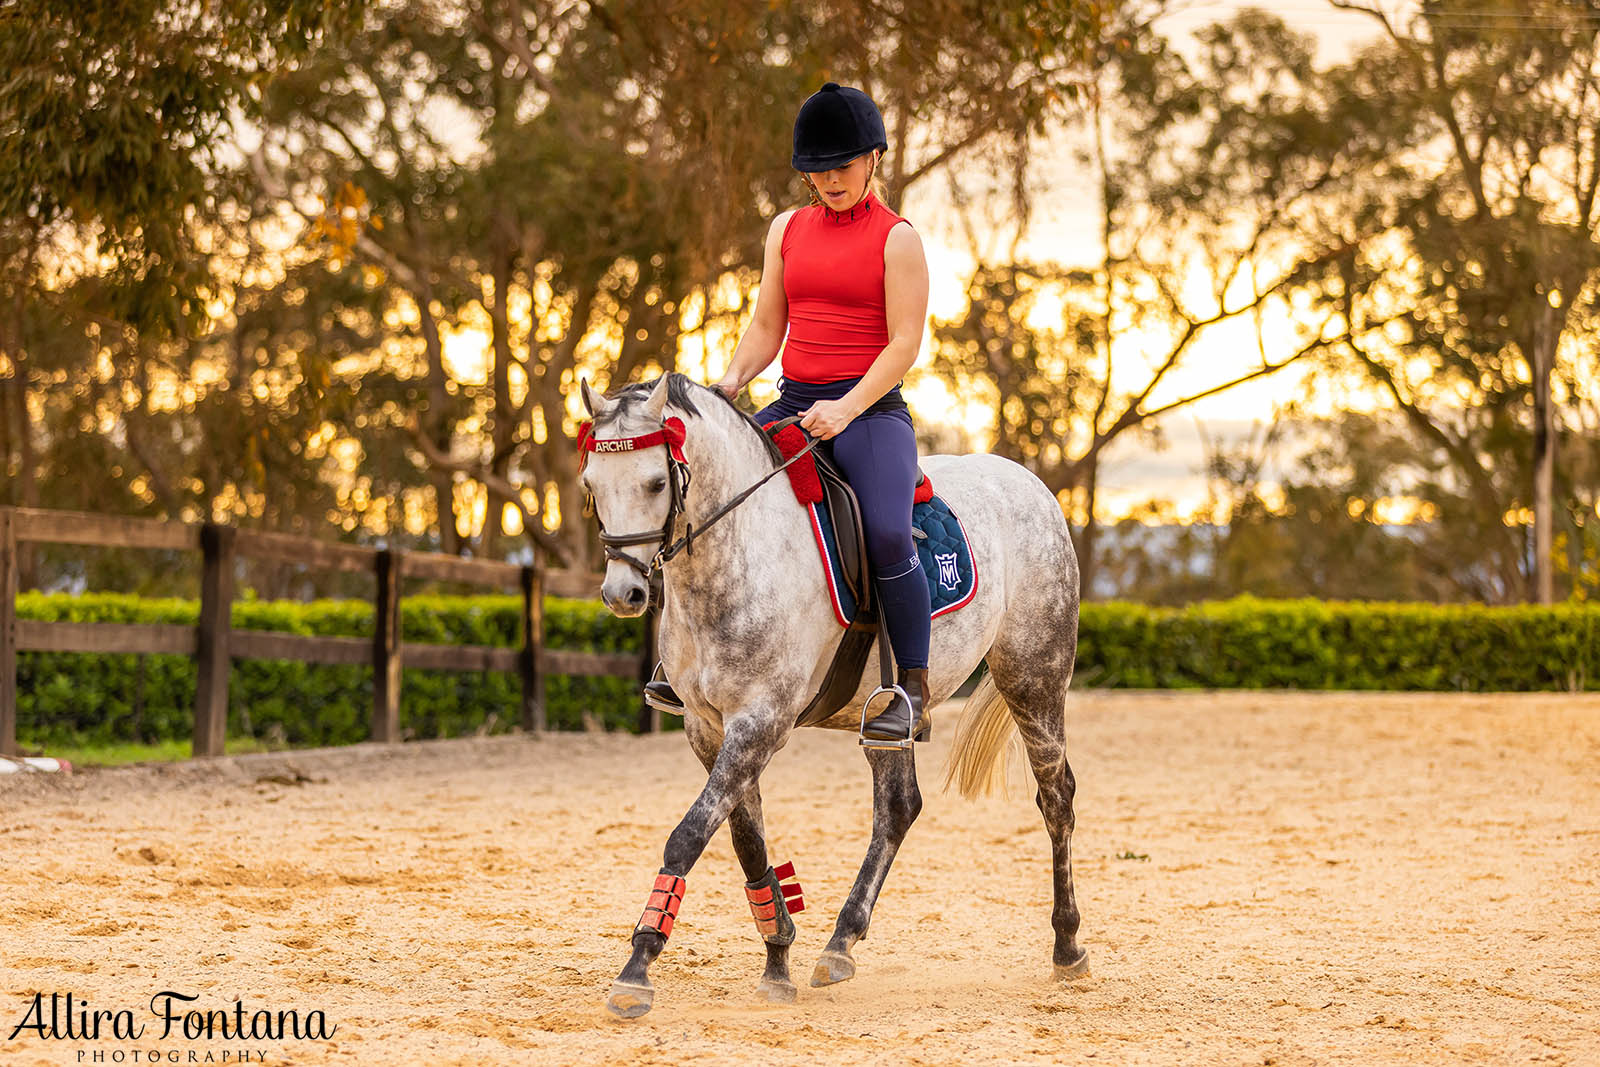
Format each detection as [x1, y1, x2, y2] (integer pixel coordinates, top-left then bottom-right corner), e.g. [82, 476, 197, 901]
[415, 288, 461, 555]
[1, 339, 26, 512]
[1530, 303, 1558, 604]
[538, 281, 597, 569]
[483, 230, 517, 559]
[2, 249, 38, 587]
[1077, 462, 1100, 600]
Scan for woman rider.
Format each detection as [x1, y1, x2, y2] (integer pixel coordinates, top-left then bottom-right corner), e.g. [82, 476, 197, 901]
[652, 81, 933, 742]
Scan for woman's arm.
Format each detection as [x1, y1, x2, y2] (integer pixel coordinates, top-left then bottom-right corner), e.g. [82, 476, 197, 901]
[798, 222, 929, 439]
[715, 210, 795, 398]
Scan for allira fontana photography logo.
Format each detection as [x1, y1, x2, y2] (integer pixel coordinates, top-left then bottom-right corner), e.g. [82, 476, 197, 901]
[7, 992, 337, 1058]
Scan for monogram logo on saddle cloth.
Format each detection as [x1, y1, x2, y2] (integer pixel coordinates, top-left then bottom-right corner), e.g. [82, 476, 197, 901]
[936, 552, 960, 590]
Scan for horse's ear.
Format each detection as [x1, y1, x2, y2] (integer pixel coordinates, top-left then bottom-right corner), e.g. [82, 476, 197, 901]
[579, 377, 611, 418]
[642, 375, 671, 421]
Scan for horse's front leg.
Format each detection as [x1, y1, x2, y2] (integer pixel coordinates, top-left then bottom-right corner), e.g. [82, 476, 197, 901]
[812, 746, 922, 986]
[681, 715, 801, 1004]
[607, 712, 783, 1018]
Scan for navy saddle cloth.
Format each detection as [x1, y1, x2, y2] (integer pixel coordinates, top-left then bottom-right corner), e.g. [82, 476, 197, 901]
[809, 492, 978, 626]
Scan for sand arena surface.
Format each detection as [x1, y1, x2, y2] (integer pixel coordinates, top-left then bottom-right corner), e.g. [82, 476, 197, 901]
[1, 691, 1597, 1066]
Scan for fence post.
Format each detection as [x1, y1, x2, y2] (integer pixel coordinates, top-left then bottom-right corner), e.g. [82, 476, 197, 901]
[637, 608, 661, 734]
[1, 508, 17, 757]
[193, 523, 235, 758]
[373, 548, 403, 742]
[520, 560, 546, 732]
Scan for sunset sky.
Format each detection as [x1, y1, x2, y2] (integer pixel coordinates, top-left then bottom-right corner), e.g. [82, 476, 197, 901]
[436, 3, 1400, 525]
[885, 2, 1390, 520]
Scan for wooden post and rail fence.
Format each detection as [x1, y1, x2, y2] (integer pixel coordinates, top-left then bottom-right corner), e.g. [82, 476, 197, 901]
[0, 506, 662, 758]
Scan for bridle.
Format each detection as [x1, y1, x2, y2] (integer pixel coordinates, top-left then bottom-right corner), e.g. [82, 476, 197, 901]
[577, 413, 821, 579]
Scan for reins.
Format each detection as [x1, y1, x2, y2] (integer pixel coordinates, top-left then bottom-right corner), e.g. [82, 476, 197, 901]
[579, 410, 821, 579]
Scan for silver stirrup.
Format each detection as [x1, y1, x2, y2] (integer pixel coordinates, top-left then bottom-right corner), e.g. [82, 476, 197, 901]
[858, 684, 915, 750]
[642, 662, 683, 716]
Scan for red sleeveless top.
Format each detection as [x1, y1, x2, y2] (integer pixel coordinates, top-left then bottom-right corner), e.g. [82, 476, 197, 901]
[779, 193, 909, 383]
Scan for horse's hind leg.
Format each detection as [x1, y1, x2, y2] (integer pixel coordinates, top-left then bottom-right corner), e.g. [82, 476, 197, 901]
[683, 716, 798, 1004]
[988, 642, 1089, 980]
[812, 747, 922, 986]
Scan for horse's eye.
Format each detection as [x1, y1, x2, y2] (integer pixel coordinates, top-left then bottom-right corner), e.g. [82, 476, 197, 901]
[648, 477, 668, 495]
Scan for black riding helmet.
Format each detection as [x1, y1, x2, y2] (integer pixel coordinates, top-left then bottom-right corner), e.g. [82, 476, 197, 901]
[792, 81, 888, 172]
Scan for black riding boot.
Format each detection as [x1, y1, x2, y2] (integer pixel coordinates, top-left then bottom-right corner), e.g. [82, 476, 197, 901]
[643, 665, 685, 714]
[861, 666, 931, 743]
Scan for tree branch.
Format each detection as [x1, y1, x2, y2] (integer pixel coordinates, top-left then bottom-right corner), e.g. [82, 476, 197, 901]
[405, 416, 573, 564]
[470, 5, 556, 93]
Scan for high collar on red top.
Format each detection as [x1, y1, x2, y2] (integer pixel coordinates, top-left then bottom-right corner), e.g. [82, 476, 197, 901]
[818, 191, 878, 223]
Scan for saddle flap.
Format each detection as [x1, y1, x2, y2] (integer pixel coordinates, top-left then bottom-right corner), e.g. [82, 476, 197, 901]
[812, 448, 870, 613]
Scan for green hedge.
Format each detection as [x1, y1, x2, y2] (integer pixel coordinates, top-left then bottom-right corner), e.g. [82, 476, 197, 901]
[1077, 598, 1600, 691]
[15, 594, 1599, 751]
[15, 592, 649, 749]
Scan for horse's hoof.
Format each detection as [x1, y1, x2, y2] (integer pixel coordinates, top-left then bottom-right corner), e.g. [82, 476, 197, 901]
[606, 980, 655, 1019]
[1053, 950, 1090, 982]
[810, 949, 856, 987]
[755, 978, 798, 1004]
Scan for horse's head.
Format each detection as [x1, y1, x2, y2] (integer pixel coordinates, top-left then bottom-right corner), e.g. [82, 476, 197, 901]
[576, 375, 694, 617]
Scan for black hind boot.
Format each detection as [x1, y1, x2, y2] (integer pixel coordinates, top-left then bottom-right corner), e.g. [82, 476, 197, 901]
[861, 666, 931, 744]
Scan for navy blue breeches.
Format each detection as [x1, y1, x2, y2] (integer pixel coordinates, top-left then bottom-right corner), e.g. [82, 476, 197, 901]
[754, 377, 931, 670]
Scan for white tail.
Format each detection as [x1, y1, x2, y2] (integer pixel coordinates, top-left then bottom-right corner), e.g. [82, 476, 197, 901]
[941, 671, 1024, 800]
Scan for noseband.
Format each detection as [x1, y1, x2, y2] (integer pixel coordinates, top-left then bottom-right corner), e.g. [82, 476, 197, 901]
[577, 413, 821, 579]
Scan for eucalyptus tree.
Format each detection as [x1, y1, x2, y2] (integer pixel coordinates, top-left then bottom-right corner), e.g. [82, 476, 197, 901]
[931, 9, 1365, 591]
[249, 0, 1108, 564]
[1310, 0, 1600, 603]
[0, 0, 363, 588]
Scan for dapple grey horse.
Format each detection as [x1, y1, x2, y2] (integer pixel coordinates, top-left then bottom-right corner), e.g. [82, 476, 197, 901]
[576, 373, 1087, 1018]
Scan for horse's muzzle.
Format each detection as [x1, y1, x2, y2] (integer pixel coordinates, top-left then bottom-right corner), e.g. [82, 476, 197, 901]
[601, 571, 651, 618]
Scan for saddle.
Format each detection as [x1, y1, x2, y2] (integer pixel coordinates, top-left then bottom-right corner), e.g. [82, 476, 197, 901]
[774, 424, 930, 615]
[762, 418, 930, 737]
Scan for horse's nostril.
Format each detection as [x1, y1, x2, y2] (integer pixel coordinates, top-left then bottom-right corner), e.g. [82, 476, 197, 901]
[626, 587, 647, 607]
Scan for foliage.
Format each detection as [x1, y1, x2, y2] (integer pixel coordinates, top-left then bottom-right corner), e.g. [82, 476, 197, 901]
[12, 0, 1600, 609]
[4, 0, 1109, 591]
[926, 8, 1354, 590]
[15, 591, 1599, 759]
[1036, 2, 1600, 605]
[14, 592, 649, 750]
[0, 0, 363, 333]
[2, 0, 1102, 575]
[1228, 2, 1600, 602]
[1077, 597, 1600, 691]
[0, 0, 376, 596]
[1097, 400, 1600, 606]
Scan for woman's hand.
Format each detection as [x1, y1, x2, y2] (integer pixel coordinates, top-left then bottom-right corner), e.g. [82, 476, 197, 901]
[713, 376, 740, 401]
[799, 398, 862, 440]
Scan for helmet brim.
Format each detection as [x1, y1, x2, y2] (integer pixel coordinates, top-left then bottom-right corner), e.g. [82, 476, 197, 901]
[792, 142, 887, 173]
